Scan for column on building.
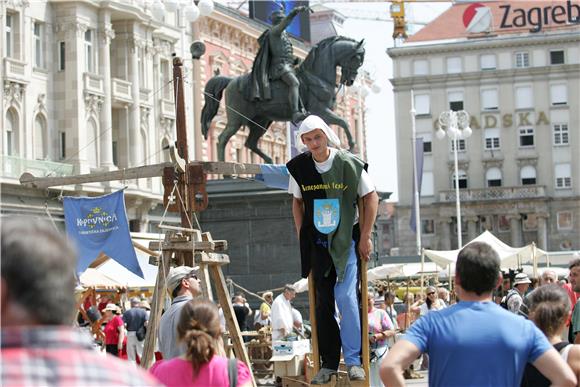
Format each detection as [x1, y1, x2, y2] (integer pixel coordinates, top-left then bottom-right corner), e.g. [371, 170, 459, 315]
[466, 216, 478, 243]
[537, 213, 549, 250]
[509, 214, 522, 247]
[438, 218, 452, 250]
[128, 33, 141, 167]
[98, 9, 114, 168]
[63, 20, 89, 173]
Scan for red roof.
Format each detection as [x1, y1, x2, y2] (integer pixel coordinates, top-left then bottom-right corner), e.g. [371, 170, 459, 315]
[407, 1, 580, 43]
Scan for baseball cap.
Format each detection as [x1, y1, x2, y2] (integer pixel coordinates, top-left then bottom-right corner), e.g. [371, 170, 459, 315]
[166, 266, 199, 294]
[295, 115, 341, 152]
[513, 273, 531, 285]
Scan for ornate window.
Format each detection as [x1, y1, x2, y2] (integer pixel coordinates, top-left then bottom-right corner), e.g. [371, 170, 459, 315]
[87, 118, 99, 168]
[84, 29, 94, 73]
[34, 114, 48, 160]
[5, 109, 18, 156]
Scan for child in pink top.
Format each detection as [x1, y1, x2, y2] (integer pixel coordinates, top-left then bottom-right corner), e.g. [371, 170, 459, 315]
[150, 298, 252, 387]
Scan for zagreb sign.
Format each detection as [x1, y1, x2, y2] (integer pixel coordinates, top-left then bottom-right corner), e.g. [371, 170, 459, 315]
[463, 1, 580, 34]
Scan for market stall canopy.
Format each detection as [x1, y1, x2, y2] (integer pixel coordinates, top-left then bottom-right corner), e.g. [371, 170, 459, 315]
[424, 230, 547, 270]
[520, 265, 569, 278]
[367, 262, 440, 281]
[79, 268, 123, 288]
[89, 233, 160, 288]
[540, 250, 580, 267]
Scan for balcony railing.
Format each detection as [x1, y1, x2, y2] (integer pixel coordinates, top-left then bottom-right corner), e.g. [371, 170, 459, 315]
[112, 78, 133, 103]
[160, 98, 176, 118]
[3, 57, 27, 82]
[439, 185, 546, 202]
[83, 72, 104, 96]
[140, 88, 152, 106]
[1, 155, 74, 180]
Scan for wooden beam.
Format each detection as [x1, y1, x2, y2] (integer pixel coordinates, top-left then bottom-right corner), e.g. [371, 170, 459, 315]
[307, 273, 320, 380]
[195, 252, 230, 265]
[358, 197, 370, 387]
[201, 161, 262, 175]
[141, 233, 172, 369]
[19, 162, 172, 189]
[209, 264, 256, 387]
[148, 240, 227, 252]
[19, 161, 263, 190]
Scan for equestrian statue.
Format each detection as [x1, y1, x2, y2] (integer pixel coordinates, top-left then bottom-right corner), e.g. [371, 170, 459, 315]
[201, 7, 365, 163]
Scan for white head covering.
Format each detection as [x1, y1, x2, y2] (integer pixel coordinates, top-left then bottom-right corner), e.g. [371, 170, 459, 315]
[295, 115, 341, 152]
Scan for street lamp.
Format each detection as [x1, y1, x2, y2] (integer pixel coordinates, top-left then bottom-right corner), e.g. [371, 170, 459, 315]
[436, 110, 472, 248]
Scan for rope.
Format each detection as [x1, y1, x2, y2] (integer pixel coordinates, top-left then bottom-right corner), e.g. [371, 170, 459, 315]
[44, 201, 60, 233]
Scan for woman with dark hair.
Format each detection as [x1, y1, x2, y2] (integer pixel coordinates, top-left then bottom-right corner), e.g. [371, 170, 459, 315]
[419, 286, 446, 316]
[521, 284, 580, 387]
[102, 303, 125, 357]
[150, 298, 251, 386]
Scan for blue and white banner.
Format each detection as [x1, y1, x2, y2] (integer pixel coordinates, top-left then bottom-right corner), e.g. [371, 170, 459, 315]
[63, 189, 144, 278]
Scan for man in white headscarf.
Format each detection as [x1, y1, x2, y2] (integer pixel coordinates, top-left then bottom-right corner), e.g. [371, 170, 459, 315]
[286, 115, 378, 384]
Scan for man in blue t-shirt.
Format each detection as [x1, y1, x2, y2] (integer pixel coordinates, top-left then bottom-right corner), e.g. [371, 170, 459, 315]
[380, 241, 576, 387]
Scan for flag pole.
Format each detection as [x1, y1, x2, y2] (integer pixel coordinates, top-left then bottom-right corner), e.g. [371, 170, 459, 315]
[411, 90, 423, 278]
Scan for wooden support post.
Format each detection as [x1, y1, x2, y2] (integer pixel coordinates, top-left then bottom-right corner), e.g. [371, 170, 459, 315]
[209, 265, 256, 387]
[307, 272, 320, 378]
[358, 197, 370, 387]
[141, 233, 173, 369]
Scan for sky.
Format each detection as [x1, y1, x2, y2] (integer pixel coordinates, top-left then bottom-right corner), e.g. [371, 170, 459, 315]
[322, 2, 451, 202]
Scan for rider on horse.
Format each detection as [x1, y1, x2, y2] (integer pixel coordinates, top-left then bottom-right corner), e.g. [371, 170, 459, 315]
[248, 6, 310, 123]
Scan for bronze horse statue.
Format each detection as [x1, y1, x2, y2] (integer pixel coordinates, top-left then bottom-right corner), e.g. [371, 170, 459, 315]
[201, 36, 365, 163]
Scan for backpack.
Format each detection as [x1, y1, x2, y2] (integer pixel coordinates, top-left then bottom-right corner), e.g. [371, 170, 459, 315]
[500, 289, 518, 310]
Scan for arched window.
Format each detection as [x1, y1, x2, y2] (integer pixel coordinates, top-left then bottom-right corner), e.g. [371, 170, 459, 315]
[521, 165, 537, 185]
[34, 114, 48, 160]
[5, 109, 18, 156]
[486, 167, 502, 187]
[87, 118, 98, 168]
[452, 169, 467, 189]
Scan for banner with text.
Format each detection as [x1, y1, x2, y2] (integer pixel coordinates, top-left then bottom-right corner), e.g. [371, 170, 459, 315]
[64, 189, 143, 278]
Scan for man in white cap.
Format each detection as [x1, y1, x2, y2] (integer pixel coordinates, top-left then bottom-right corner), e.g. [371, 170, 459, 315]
[504, 272, 531, 315]
[286, 115, 378, 384]
[158, 266, 201, 359]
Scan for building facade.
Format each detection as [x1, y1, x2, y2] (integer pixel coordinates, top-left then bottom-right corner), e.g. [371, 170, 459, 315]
[389, 1, 580, 255]
[1, 0, 368, 232]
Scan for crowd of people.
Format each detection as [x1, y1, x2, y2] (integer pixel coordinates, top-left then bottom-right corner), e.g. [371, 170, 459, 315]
[380, 242, 580, 387]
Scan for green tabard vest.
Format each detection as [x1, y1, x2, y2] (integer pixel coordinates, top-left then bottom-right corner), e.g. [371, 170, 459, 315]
[287, 149, 366, 281]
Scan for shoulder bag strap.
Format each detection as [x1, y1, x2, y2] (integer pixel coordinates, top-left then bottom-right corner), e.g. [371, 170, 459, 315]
[228, 358, 238, 387]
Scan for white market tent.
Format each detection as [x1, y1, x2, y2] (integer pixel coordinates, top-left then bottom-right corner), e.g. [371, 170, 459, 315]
[85, 233, 161, 288]
[79, 268, 123, 288]
[424, 230, 547, 271]
[367, 262, 440, 281]
[539, 250, 580, 267]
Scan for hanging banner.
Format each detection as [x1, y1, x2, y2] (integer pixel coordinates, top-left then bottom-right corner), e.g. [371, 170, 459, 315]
[63, 189, 144, 278]
[409, 137, 424, 233]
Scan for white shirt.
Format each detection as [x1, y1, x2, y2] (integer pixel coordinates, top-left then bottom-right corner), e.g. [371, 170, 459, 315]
[271, 294, 294, 341]
[288, 148, 375, 199]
